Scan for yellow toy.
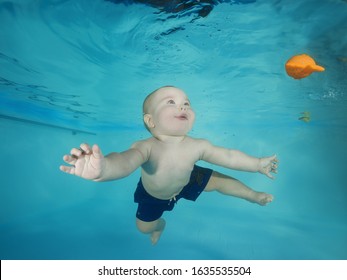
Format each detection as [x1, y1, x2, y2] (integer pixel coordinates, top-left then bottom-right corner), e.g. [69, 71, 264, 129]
[285, 54, 325, 79]
[299, 111, 311, 123]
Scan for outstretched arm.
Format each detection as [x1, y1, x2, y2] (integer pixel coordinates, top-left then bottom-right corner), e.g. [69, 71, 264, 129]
[199, 140, 278, 179]
[60, 142, 148, 182]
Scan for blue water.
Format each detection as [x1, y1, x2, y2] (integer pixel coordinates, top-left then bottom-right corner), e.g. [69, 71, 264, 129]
[1, 0, 347, 260]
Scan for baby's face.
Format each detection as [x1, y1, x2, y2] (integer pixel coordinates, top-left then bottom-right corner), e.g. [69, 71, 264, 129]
[145, 87, 195, 137]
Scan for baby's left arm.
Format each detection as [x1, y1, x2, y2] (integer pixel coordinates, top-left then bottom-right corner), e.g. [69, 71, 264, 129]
[199, 140, 278, 179]
[256, 155, 278, 179]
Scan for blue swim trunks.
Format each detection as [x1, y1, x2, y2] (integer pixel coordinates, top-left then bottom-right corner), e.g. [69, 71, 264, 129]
[134, 165, 213, 222]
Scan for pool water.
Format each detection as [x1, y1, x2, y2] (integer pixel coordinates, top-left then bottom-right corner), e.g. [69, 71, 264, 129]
[1, 0, 347, 260]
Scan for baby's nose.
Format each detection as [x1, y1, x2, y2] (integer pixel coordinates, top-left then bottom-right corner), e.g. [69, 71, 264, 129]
[179, 104, 188, 111]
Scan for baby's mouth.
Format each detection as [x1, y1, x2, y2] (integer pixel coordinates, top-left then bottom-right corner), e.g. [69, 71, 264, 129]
[175, 113, 188, 120]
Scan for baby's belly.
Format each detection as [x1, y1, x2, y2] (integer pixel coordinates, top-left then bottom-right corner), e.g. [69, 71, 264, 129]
[141, 168, 192, 200]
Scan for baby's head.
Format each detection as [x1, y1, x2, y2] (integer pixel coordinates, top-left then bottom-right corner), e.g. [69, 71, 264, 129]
[142, 86, 195, 137]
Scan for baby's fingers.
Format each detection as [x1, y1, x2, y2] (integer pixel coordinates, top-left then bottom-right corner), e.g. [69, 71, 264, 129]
[70, 147, 84, 158]
[63, 154, 77, 165]
[92, 144, 103, 159]
[60, 154, 77, 174]
[270, 154, 279, 164]
[80, 143, 92, 154]
[59, 164, 75, 175]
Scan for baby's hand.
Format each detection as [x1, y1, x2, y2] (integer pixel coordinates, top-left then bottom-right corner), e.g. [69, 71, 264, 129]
[258, 155, 278, 179]
[60, 143, 105, 181]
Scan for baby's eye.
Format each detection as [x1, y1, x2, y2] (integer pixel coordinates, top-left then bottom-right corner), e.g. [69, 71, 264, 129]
[184, 102, 190, 107]
[167, 99, 175, 105]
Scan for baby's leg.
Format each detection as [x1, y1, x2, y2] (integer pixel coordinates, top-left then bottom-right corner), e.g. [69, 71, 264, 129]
[136, 218, 166, 245]
[205, 171, 273, 206]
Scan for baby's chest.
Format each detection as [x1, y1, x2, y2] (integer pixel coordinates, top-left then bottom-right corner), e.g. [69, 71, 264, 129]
[150, 146, 199, 169]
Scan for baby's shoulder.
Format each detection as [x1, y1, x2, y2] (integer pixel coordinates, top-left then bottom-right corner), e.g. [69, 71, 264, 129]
[130, 138, 154, 160]
[185, 136, 212, 147]
[131, 137, 154, 149]
[183, 137, 214, 160]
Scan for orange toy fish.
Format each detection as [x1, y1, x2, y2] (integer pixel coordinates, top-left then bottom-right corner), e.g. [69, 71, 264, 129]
[285, 54, 325, 79]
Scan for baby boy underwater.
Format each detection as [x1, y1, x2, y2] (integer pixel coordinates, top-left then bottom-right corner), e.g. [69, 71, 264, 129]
[60, 86, 278, 245]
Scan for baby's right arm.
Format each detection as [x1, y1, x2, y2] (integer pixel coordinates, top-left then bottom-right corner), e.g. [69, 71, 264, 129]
[60, 142, 148, 182]
[199, 139, 278, 179]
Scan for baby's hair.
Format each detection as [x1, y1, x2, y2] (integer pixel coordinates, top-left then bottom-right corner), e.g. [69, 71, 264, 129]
[143, 85, 175, 114]
[142, 85, 175, 131]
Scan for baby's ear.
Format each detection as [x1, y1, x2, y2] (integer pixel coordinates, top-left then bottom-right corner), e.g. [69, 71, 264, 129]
[143, 114, 155, 128]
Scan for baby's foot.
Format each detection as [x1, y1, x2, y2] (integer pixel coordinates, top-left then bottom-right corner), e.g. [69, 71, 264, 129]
[249, 192, 274, 206]
[151, 218, 166, 245]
